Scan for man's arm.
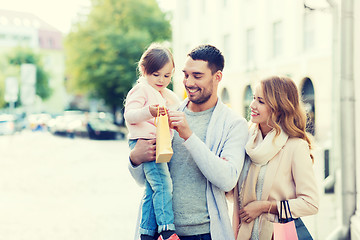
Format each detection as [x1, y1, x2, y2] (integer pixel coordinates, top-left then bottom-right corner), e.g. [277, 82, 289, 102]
[128, 139, 156, 186]
[169, 110, 249, 192]
[183, 121, 248, 192]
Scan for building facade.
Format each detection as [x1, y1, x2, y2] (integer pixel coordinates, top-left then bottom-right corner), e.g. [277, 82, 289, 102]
[351, 1, 359, 238]
[171, 0, 359, 239]
[0, 9, 66, 114]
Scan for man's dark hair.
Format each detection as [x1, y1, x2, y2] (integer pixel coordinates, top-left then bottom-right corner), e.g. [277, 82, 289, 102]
[188, 44, 225, 74]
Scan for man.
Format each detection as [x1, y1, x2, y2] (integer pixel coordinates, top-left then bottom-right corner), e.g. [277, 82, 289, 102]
[129, 45, 248, 240]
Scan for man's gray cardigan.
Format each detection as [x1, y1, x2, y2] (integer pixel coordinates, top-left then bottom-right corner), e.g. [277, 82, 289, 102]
[128, 99, 249, 240]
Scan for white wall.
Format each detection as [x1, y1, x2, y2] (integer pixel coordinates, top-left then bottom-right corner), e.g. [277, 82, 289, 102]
[171, 0, 345, 239]
[351, 0, 360, 237]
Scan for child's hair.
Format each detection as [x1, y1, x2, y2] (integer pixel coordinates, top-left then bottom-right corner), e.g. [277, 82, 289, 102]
[138, 43, 174, 76]
[260, 76, 314, 162]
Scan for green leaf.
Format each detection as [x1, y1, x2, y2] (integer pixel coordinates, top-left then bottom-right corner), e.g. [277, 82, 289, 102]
[64, 0, 171, 112]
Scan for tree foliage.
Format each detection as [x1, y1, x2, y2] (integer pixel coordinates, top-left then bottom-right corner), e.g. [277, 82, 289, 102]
[64, 0, 172, 113]
[7, 47, 52, 100]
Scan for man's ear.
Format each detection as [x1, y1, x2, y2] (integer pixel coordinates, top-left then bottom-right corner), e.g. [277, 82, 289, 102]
[215, 70, 223, 83]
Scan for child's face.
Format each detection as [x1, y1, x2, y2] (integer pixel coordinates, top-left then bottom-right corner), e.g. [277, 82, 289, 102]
[145, 61, 173, 92]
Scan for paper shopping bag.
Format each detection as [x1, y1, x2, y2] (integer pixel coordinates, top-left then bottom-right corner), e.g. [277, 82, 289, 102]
[154, 107, 173, 163]
[274, 200, 299, 240]
[273, 221, 299, 240]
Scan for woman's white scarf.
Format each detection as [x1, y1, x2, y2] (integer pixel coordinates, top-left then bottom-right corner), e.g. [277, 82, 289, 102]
[236, 124, 288, 240]
[245, 124, 288, 165]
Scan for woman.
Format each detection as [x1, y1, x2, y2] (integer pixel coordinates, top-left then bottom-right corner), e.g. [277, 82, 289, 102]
[232, 76, 319, 239]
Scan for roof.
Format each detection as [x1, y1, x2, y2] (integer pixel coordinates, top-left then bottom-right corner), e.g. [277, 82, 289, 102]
[0, 9, 59, 32]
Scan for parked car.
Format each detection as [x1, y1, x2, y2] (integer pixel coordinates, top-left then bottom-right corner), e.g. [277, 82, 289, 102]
[48, 111, 126, 140]
[0, 114, 24, 135]
[48, 111, 88, 138]
[27, 113, 52, 131]
[87, 112, 126, 140]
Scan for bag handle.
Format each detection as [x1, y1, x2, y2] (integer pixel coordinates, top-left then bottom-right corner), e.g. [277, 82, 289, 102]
[285, 200, 293, 220]
[279, 200, 294, 223]
[154, 106, 168, 126]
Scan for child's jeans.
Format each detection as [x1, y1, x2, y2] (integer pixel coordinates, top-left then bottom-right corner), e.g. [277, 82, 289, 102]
[129, 139, 175, 236]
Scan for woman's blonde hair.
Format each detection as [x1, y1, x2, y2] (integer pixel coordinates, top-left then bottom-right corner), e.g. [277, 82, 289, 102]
[260, 76, 314, 162]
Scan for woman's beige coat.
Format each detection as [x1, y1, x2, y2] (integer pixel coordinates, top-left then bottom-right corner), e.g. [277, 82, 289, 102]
[233, 138, 319, 238]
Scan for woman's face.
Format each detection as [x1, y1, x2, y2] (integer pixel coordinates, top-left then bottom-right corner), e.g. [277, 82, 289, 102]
[250, 84, 273, 133]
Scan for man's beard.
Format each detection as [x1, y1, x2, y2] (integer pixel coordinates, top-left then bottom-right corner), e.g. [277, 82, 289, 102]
[188, 87, 212, 104]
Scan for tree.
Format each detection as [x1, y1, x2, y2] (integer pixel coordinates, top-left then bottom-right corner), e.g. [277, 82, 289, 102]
[7, 47, 52, 101]
[64, 0, 172, 117]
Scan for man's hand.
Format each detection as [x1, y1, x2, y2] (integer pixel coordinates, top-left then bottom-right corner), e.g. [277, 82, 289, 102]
[168, 110, 192, 140]
[129, 139, 156, 166]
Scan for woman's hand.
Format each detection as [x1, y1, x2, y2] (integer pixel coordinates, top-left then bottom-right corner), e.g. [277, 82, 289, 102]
[239, 201, 269, 223]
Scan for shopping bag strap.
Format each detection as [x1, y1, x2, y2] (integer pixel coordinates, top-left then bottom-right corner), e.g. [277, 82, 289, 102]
[279, 200, 294, 223]
[285, 200, 293, 219]
[154, 106, 168, 127]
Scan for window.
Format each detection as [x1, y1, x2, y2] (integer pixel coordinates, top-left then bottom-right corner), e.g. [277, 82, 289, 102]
[246, 28, 255, 64]
[184, 0, 190, 19]
[14, 18, 21, 26]
[221, 88, 230, 106]
[23, 18, 31, 27]
[0, 16, 8, 25]
[48, 38, 54, 48]
[303, 12, 315, 51]
[273, 21, 282, 57]
[44, 55, 52, 68]
[324, 149, 334, 193]
[202, 0, 206, 14]
[301, 77, 315, 135]
[19, 35, 31, 45]
[243, 85, 253, 121]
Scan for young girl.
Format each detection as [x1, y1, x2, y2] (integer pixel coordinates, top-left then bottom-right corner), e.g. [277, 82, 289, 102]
[232, 76, 319, 239]
[124, 43, 180, 240]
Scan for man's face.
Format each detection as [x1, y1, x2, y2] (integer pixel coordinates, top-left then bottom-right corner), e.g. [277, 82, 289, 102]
[182, 57, 217, 105]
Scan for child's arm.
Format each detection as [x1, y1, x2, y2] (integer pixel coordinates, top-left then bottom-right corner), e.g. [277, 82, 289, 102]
[124, 86, 155, 124]
[125, 84, 169, 123]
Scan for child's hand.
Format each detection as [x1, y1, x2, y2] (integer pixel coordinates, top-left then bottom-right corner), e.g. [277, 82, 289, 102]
[149, 105, 159, 117]
[149, 105, 168, 117]
[158, 106, 168, 116]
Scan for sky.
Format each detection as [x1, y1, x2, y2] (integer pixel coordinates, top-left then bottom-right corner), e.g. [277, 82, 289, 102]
[0, 0, 91, 34]
[0, 0, 175, 34]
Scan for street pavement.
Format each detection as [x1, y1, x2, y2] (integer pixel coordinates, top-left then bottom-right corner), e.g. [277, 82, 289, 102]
[0, 130, 339, 239]
[0, 130, 143, 240]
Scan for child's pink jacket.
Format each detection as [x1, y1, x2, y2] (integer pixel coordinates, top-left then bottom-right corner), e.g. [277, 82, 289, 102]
[124, 78, 180, 140]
